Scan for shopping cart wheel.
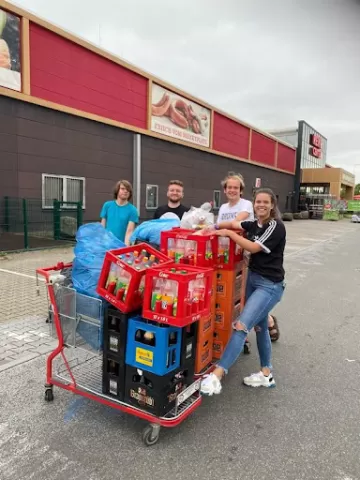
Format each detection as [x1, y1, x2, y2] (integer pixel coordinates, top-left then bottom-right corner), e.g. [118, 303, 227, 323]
[142, 424, 160, 446]
[45, 387, 54, 402]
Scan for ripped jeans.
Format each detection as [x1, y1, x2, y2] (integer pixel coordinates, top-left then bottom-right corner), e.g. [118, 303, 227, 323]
[217, 270, 285, 374]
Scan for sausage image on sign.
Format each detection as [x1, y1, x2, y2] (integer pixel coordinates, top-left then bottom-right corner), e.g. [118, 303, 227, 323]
[151, 90, 206, 135]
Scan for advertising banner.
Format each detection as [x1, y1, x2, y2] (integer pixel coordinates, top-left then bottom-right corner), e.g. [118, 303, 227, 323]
[0, 9, 21, 92]
[150, 83, 211, 148]
[347, 200, 360, 211]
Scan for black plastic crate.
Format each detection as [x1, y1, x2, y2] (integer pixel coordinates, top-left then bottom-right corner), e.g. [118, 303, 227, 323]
[180, 322, 198, 371]
[103, 307, 140, 361]
[102, 352, 126, 401]
[124, 365, 194, 416]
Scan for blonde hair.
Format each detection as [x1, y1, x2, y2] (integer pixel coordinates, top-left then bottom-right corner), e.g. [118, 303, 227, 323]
[221, 172, 245, 192]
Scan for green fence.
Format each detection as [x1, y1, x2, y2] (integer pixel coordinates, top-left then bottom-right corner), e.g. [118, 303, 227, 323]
[0, 196, 83, 253]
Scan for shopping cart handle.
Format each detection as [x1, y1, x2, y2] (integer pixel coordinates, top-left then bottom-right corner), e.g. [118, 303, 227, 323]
[36, 262, 72, 280]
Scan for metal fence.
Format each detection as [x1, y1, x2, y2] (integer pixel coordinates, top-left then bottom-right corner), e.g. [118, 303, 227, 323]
[0, 196, 83, 253]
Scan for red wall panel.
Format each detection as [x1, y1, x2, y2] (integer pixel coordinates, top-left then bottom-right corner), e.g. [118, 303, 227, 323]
[212, 112, 250, 159]
[29, 24, 147, 129]
[277, 143, 296, 173]
[250, 131, 276, 167]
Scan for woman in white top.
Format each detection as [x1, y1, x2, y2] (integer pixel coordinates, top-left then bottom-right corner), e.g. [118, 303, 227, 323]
[214, 172, 280, 341]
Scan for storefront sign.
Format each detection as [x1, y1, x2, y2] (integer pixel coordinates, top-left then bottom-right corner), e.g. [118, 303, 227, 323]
[150, 83, 211, 148]
[309, 133, 322, 158]
[0, 9, 21, 91]
[310, 134, 322, 148]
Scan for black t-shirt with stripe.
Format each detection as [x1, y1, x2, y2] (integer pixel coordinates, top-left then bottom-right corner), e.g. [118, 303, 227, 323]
[241, 218, 286, 283]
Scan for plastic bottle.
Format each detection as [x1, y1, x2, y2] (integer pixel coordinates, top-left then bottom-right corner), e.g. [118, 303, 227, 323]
[162, 280, 178, 315]
[115, 267, 131, 300]
[141, 257, 149, 270]
[146, 255, 156, 268]
[218, 237, 230, 264]
[138, 249, 147, 262]
[106, 263, 118, 293]
[205, 240, 213, 263]
[138, 276, 146, 299]
[167, 238, 176, 260]
[125, 252, 134, 265]
[174, 239, 185, 264]
[186, 280, 195, 316]
[193, 278, 206, 312]
[151, 278, 163, 311]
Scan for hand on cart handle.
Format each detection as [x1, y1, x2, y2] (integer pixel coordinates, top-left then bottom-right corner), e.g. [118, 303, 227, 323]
[214, 229, 231, 237]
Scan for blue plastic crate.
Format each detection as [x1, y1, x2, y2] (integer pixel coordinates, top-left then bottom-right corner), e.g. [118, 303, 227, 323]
[126, 317, 181, 375]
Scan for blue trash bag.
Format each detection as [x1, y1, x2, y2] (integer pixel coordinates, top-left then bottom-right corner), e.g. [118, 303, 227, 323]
[72, 223, 125, 299]
[130, 217, 180, 247]
[72, 223, 125, 350]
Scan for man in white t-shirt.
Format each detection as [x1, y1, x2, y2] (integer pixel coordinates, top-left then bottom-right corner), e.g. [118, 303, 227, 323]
[216, 173, 254, 226]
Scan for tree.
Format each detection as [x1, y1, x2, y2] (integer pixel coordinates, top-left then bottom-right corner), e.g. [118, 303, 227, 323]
[355, 184, 360, 195]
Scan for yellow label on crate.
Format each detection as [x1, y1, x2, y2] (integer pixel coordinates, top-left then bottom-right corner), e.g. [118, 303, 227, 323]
[135, 347, 154, 367]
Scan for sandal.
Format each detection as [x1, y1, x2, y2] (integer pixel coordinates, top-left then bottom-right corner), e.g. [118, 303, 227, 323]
[268, 315, 280, 342]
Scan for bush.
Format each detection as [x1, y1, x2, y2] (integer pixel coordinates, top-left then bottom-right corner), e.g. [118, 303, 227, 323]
[300, 211, 309, 219]
[293, 213, 302, 220]
[282, 212, 293, 221]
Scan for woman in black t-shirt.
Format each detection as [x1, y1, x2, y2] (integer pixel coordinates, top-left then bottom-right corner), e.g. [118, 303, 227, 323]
[201, 188, 286, 395]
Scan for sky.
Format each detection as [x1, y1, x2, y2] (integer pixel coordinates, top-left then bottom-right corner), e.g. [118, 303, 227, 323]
[12, 0, 360, 182]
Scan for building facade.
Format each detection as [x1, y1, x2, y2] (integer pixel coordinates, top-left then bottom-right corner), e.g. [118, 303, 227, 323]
[0, 1, 296, 251]
[270, 121, 354, 210]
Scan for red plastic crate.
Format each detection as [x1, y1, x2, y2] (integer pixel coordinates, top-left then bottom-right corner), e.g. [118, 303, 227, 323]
[216, 231, 244, 270]
[160, 228, 218, 268]
[97, 243, 172, 313]
[142, 264, 213, 327]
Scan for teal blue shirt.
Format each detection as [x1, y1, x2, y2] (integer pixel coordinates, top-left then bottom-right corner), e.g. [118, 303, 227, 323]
[100, 201, 139, 242]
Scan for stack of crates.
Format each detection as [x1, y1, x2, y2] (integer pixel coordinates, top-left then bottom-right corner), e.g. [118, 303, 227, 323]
[97, 243, 173, 405]
[213, 235, 244, 360]
[160, 230, 218, 375]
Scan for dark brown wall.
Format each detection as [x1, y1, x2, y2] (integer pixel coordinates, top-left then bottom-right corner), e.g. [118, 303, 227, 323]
[0, 96, 133, 221]
[141, 137, 294, 219]
[0, 95, 295, 227]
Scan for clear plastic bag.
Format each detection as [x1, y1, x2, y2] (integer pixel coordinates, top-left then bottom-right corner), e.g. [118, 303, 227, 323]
[180, 202, 214, 229]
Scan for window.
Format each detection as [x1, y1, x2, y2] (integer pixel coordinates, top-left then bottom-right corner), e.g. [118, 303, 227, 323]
[42, 174, 85, 209]
[213, 190, 221, 209]
[146, 184, 158, 209]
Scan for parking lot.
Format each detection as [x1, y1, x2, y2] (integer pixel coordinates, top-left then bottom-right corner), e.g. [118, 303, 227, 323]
[0, 219, 359, 480]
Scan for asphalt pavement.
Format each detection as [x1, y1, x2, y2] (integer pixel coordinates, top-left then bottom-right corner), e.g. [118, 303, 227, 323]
[0, 220, 359, 480]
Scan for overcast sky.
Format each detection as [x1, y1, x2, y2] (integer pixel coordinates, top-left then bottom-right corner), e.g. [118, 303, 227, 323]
[13, 0, 360, 181]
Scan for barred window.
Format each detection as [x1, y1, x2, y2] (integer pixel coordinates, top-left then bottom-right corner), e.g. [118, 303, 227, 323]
[42, 174, 85, 209]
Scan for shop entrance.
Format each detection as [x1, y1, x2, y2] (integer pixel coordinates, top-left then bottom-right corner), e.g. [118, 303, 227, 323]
[299, 193, 336, 219]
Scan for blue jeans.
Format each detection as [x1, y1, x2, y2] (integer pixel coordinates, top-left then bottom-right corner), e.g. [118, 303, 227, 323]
[217, 271, 285, 373]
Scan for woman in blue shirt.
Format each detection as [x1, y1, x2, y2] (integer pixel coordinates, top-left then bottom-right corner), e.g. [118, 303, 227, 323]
[100, 180, 139, 244]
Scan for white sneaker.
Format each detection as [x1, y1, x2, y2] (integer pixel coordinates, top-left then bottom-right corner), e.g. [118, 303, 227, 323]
[200, 373, 222, 396]
[243, 371, 276, 388]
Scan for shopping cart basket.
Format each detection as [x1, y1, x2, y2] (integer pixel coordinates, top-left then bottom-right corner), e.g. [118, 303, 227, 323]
[36, 262, 202, 446]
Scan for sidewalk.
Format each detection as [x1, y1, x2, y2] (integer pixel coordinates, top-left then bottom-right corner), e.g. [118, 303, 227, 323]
[0, 317, 56, 373]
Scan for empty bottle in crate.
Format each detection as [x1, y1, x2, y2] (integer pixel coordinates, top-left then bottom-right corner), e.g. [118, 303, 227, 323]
[143, 265, 213, 327]
[97, 243, 172, 313]
[103, 307, 138, 359]
[124, 365, 194, 416]
[102, 352, 126, 400]
[216, 235, 243, 270]
[126, 317, 182, 376]
[160, 229, 218, 267]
